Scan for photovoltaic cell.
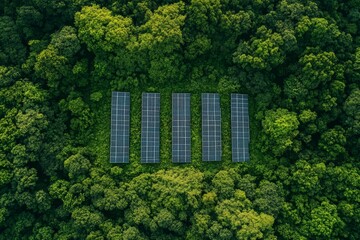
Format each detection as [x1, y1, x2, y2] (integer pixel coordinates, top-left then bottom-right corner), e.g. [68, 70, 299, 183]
[110, 92, 130, 163]
[172, 93, 191, 163]
[141, 93, 160, 163]
[202, 93, 222, 161]
[231, 94, 250, 162]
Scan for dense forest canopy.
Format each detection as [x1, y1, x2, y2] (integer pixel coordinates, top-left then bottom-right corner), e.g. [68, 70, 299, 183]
[0, 0, 359, 239]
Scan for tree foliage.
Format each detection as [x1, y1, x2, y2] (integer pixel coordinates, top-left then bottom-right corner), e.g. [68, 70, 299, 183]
[0, 0, 359, 239]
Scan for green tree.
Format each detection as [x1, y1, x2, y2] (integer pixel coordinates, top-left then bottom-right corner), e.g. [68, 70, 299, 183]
[75, 5, 136, 84]
[303, 201, 341, 239]
[64, 153, 92, 180]
[318, 126, 346, 161]
[186, 0, 222, 35]
[295, 17, 343, 49]
[261, 108, 300, 156]
[34, 47, 69, 88]
[75, 5, 133, 53]
[233, 26, 287, 71]
[72, 206, 103, 229]
[0, 16, 26, 65]
[253, 180, 284, 217]
[343, 88, 360, 136]
[50, 26, 80, 59]
[137, 2, 186, 83]
[0, 66, 20, 87]
[284, 51, 344, 112]
[291, 160, 326, 195]
[16, 6, 43, 40]
[212, 170, 235, 199]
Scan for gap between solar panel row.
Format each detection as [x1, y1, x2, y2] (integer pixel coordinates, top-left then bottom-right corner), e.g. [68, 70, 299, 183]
[109, 92, 250, 163]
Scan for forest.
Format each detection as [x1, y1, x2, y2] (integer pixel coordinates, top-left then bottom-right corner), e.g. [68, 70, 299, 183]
[0, 0, 359, 239]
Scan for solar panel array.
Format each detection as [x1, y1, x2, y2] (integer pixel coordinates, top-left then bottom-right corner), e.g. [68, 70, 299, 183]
[110, 92, 130, 163]
[172, 93, 191, 163]
[110, 92, 250, 164]
[202, 93, 222, 161]
[231, 94, 250, 162]
[141, 93, 160, 163]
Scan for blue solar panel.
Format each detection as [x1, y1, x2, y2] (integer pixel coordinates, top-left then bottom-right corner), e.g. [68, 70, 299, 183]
[110, 92, 130, 163]
[141, 93, 160, 163]
[231, 94, 250, 162]
[202, 93, 222, 161]
[172, 93, 191, 163]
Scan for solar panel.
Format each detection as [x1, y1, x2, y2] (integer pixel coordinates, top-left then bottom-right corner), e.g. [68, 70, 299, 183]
[172, 93, 191, 163]
[202, 93, 222, 161]
[141, 93, 160, 163]
[231, 94, 250, 162]
[110, 92, 130, 163]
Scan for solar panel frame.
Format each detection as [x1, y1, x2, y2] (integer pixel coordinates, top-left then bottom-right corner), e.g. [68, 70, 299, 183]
[201, 93, 222, 161]
[231, 94, 250, 162]
[141, 93, 160, 163]
[110, 92, 130, 163]
[172, 93, 191, 163]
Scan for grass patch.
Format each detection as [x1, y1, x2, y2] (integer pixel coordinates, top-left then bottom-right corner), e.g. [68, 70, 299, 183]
[87, 79, 260, 178]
